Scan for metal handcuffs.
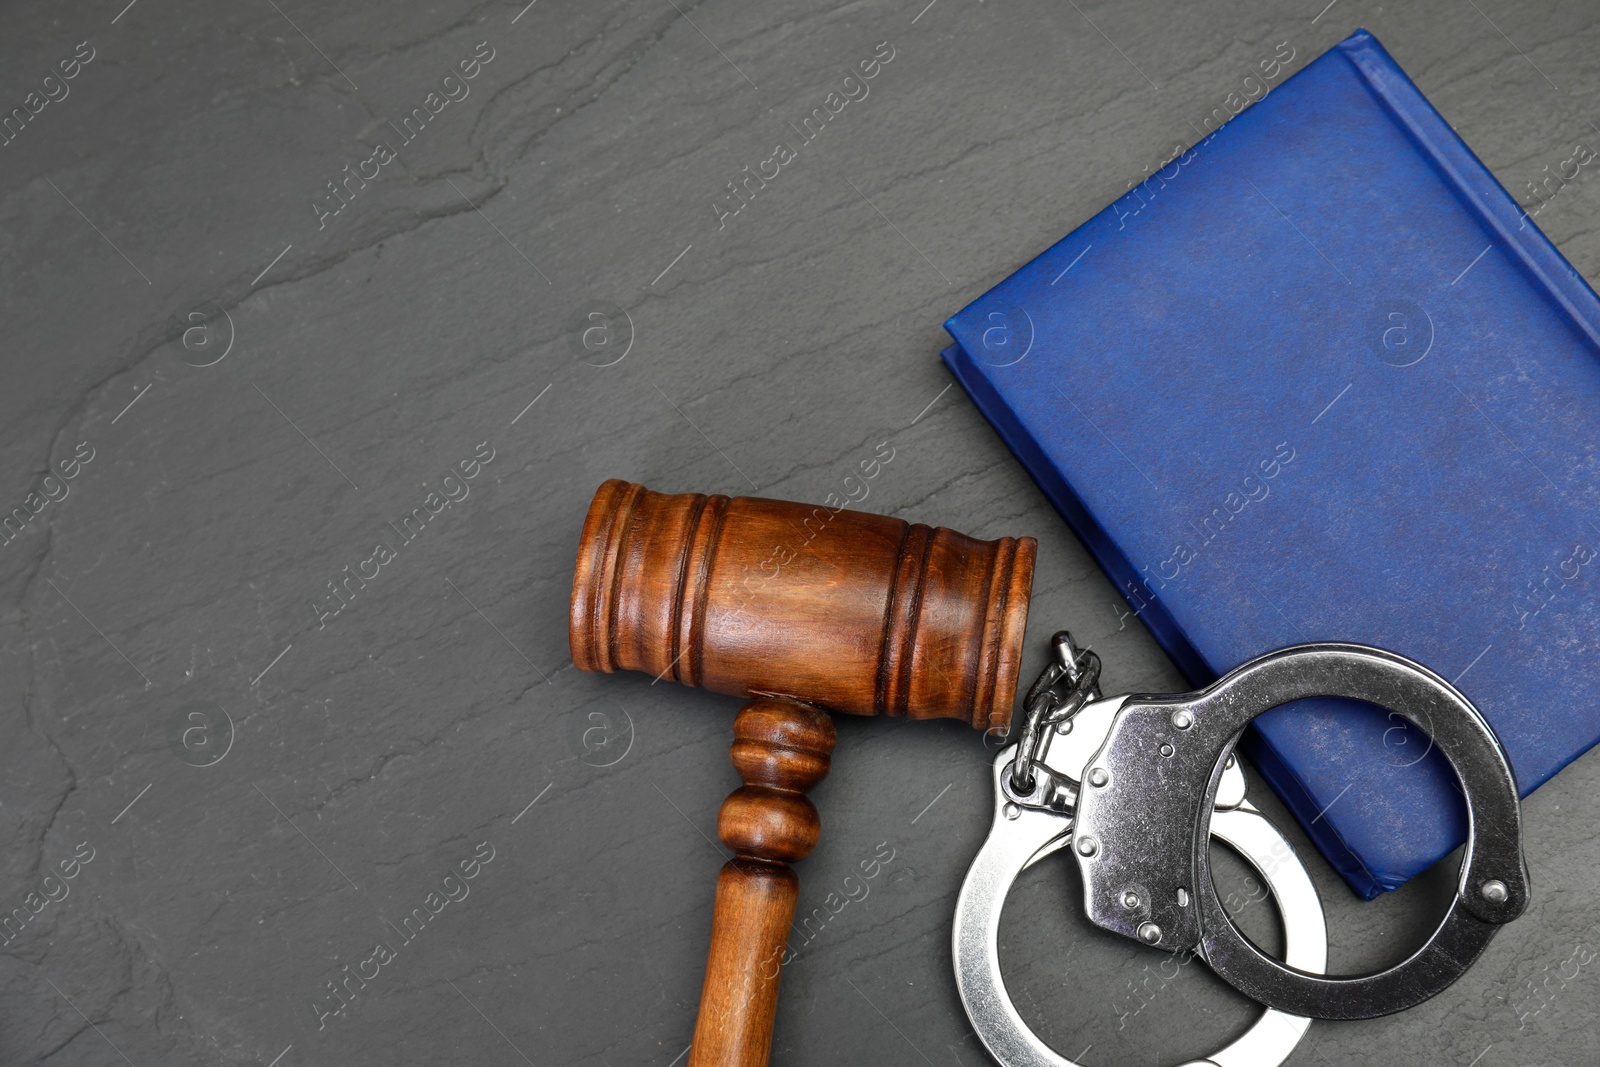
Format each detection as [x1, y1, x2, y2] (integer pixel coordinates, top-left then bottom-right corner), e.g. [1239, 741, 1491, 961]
[955, 633, 1326, 1067]
[953, 633, 1529, 1065]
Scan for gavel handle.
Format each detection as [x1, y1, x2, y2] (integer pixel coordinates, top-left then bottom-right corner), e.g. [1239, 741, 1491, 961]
[688, 698, 836, 1067]
[690, 860, 800, 1066]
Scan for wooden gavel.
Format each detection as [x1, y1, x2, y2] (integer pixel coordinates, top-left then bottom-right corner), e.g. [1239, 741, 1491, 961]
[570, 479, 1036, 1067]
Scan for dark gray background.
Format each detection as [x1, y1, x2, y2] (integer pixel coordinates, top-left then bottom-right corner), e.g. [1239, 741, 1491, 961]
[2, 0, 1597, 1064]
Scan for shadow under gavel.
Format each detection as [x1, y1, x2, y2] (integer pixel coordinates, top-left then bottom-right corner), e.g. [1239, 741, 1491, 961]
[570, 479, 1036, 1067]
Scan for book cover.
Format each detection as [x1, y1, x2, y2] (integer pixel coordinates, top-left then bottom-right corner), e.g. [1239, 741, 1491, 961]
[943, 29, 1600, 897]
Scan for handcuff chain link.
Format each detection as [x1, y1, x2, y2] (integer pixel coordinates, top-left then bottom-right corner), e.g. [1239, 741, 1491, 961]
[1008, 631, 1102, 795]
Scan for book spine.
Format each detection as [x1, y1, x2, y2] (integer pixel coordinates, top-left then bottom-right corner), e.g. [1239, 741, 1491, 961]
[1338, 29, 1600, 352]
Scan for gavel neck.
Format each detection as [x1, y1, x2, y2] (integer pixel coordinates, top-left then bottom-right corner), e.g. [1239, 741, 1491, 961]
[718, 698, 834, 865]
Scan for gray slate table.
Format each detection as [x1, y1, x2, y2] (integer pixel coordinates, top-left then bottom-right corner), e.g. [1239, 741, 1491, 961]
[2, 1, 1598, 1064]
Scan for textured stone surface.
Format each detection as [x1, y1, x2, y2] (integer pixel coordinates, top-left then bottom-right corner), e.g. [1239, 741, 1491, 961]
[2, 1, 1598, 1064]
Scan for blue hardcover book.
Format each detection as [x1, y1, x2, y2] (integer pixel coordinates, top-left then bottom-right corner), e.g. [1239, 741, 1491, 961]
[943, 29, 1600, 897]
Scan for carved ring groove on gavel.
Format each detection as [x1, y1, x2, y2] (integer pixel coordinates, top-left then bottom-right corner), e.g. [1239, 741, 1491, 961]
[570, 479, 1036, 1067]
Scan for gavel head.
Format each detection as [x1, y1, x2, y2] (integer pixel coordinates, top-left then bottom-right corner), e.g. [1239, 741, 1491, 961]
[569, 479, 1037, 733]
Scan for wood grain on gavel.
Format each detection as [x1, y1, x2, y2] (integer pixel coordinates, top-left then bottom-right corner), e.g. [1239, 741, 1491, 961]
[570, 478, 1037, 733]
[569, 479, 1038, 1067]
[691, 699, 834, 1067]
